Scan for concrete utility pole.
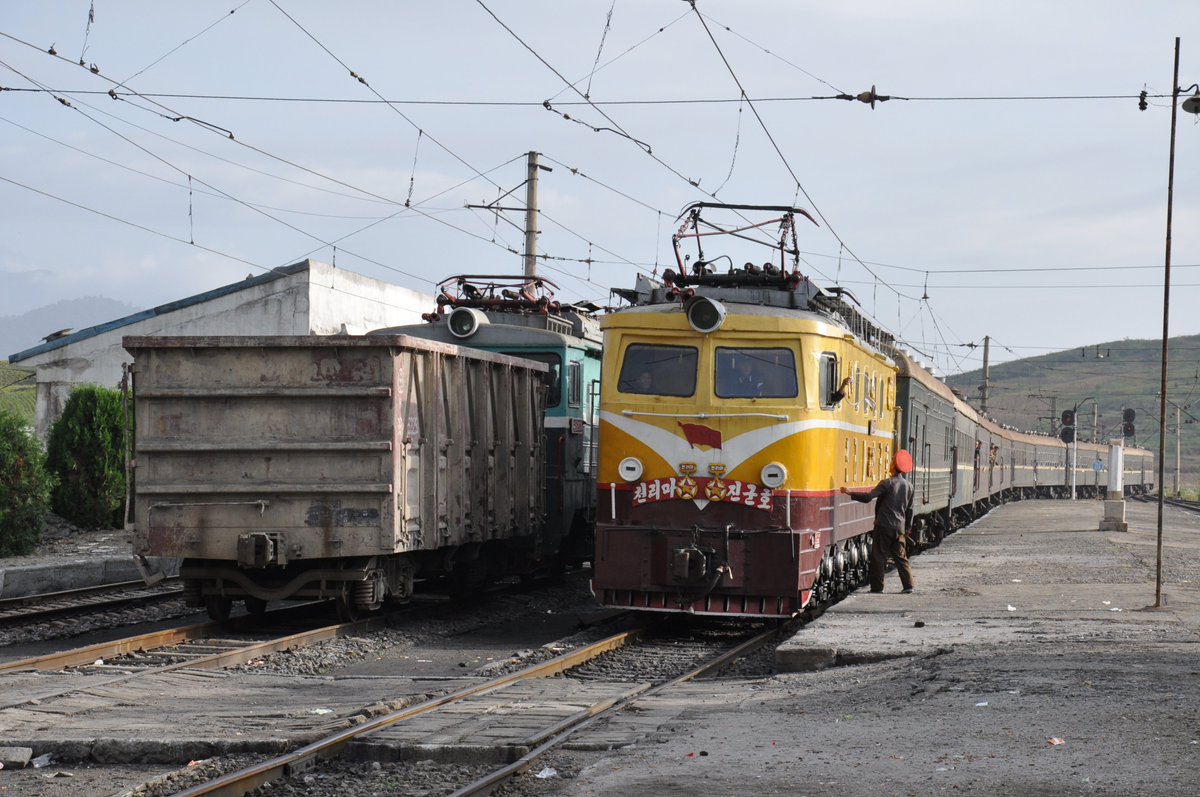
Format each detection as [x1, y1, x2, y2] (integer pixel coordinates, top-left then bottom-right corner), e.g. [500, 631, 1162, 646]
[1175, 404, 1181, 498]
[1093, 404, 1099, 444]
[524, 151, 540, 279]
[979, 335, 991, 416]
[465, 152, 551, 281]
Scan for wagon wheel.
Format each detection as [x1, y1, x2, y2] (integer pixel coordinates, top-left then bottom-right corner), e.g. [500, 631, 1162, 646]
[244, 597, 269, 622]
[334, 594, 361, 623]
[204, 595, 233, 623]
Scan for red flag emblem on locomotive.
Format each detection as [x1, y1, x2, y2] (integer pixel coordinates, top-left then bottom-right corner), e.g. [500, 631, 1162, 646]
[678, 422, 722, 450]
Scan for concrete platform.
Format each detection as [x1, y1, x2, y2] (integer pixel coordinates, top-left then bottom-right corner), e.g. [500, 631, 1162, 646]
[0, 527, 177, 599]
[776, 497, 1200, 671]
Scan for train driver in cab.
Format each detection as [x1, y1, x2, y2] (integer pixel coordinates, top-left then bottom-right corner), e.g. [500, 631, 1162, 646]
[830, 375, 853, 405]
[729, 358, 763, 397]
[619, 368, 655, 394]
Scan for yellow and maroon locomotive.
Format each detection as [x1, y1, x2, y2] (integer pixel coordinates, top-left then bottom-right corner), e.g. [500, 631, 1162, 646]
[592, 203, 899, 617]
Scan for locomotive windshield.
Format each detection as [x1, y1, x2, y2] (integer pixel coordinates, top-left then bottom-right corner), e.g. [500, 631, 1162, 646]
[504, 351, 562, 407]
[617, 343, 697, 397]
[715, 347, 798, 399]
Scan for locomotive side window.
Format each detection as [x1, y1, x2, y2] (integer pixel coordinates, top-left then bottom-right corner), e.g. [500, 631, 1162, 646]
[617, 343, 698, 397]
[503, 351, 562, 408]
[567, 361, 582, 407]
[715, 347, 797, 398]
[819, 353, 839, 408]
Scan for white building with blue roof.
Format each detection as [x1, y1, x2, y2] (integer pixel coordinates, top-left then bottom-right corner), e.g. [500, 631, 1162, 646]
[8, 259, 433, 439]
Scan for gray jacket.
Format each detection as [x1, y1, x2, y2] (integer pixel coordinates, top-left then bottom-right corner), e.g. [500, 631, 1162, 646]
[848, 474, 914, 533]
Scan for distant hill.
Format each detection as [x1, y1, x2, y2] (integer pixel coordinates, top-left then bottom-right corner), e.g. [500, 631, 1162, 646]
[1, 297, 138, 360]
[944, 334, 1200, 487]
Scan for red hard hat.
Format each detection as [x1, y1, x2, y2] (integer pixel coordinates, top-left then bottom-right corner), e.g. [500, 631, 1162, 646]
[894, 449, 913, 474]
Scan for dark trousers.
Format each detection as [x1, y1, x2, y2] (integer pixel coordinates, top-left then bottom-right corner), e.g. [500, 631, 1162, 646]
[869, 526, 914, 592]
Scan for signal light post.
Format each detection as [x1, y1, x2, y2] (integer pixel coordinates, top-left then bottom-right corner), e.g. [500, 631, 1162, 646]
[1064, 399, 1094, 500]
[1122, 408, 1136, 440]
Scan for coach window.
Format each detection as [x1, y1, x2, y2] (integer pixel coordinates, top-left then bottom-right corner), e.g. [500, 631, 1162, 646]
[617, 343, 697, 397]
[566, 361, 582, 408]
[819, 353, 840, 408]
[715, 347, 797, 399]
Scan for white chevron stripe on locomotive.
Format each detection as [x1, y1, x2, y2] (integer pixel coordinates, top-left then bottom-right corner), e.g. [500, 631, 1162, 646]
[600, 410, 890, 475]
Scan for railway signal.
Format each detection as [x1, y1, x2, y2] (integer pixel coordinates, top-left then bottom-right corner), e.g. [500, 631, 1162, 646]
[1060, 409, 1076, 443]
[1122, 408, 1136, 438]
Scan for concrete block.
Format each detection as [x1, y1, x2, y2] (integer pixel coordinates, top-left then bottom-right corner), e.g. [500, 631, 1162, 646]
[1099, 500, 1128, 532]
[0, 747, 33, 769]
[774, 645, 839, 672]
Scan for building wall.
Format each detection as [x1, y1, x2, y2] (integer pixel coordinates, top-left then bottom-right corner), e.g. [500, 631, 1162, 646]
[306, 262, 433, 335]
[13, 261, 432, 439]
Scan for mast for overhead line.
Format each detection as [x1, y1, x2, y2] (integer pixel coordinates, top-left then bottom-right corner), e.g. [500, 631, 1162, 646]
[979, 335, 991, 416]
[524, 151, 540, 279]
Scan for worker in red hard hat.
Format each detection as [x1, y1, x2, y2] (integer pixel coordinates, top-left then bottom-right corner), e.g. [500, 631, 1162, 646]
[840, 449, 916, 594]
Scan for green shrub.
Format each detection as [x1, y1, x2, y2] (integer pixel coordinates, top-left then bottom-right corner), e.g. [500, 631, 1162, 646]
[46, 385, 128, 529]
[0, 409, 54, 555]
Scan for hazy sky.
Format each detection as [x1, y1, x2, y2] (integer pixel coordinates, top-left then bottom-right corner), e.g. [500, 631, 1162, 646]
[2, 1, 1199, 374]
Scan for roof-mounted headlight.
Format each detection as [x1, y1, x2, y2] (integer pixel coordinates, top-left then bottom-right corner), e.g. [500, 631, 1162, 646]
[685, 296, 726, 334]
[447, 307, 489, 339]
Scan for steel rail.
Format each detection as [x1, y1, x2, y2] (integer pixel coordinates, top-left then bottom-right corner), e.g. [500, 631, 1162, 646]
[0, 604, 367, 711]
[0, 620, 220, 673]
[0, 578, 182, 626]
[170, 628, 645, 797]
[448, 623, 785, 797]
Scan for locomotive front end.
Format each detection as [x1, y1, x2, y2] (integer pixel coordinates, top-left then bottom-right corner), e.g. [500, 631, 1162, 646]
[593, 299, 889, 617]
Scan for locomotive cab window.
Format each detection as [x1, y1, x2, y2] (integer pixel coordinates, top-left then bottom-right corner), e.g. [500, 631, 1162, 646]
[566, 360, 582, 407]
[617, 343, 698, 397]
[715, 347, 797, 398]
[819, 353, 840, 408]
[503, 351, 561, 408]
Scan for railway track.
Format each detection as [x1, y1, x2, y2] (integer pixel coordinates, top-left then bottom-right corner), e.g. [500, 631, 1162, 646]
[1131, 493, 1200, 514]
[0, 578, 183, 627]
[162, 619, 787, 797]
[0, 602, 381, 711]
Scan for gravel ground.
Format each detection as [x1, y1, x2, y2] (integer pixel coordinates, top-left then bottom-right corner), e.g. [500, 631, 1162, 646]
[0, 597, 198, 649]
[0, 514, 132, 569]
[230, 575, 618, 679]
[4, 500, 1196, 797]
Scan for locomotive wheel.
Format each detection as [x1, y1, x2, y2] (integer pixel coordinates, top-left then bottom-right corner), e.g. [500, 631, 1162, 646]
[204, 595, 232, 623]
[244, 597, 269, 621]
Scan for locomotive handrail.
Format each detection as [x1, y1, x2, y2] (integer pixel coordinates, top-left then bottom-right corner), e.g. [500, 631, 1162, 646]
[620, 409, 789, 421]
